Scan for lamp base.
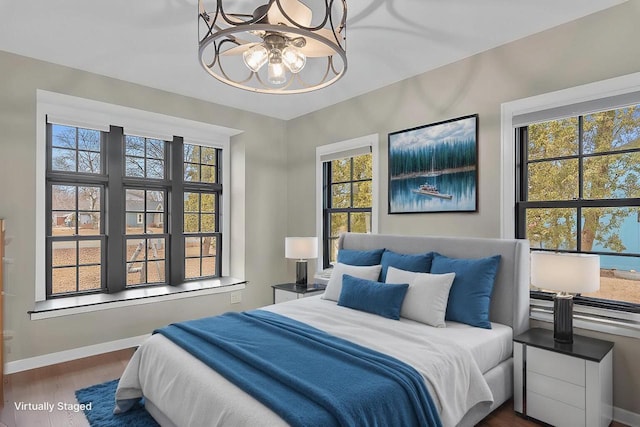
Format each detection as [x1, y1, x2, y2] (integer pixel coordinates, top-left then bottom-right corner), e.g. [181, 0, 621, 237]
[295, 260, 308, 285]
[554, 293, 574, 344]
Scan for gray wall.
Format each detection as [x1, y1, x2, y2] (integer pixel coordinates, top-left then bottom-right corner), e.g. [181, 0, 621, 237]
[0, 50, 289, 362]
[285, 0, 640, 415]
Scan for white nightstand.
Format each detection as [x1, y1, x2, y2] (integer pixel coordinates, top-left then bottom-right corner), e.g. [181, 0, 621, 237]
[271, 283, 326, 304]
[513, 328, 613, 427]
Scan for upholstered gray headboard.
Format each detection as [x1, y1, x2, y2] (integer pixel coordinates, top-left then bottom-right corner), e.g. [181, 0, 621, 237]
[338, 233, 530, 336]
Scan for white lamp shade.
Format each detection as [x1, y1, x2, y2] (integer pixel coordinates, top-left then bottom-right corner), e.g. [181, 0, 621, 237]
[285, 237, 318, 260]
[530, 252, 600, 294]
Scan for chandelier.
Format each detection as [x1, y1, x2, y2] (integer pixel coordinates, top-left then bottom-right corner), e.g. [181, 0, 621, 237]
[198, 0, 347, 94]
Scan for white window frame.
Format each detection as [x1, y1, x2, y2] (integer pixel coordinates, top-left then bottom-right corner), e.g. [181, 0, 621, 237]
[35, 90, 241, 302]
[315, 134, 380, 270]
[500, 72, 640, 338]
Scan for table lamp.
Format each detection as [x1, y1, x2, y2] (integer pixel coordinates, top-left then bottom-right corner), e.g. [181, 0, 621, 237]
[530, 251, 600, 343]
[285, 237, 318, 287]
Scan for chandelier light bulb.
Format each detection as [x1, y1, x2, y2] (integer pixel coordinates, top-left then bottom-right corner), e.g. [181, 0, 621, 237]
[267, 49, 287, 85]
[242, 44, 268, 72]
[282, 46, 306, 73]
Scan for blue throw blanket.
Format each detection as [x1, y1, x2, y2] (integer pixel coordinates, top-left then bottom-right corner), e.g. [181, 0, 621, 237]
[154, 310, 442, 427]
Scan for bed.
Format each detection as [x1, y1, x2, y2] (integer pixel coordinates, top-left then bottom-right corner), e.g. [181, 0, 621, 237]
[115, 232, 530, 426]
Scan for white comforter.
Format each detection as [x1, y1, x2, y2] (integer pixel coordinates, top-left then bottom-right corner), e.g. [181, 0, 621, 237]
[116, 297, 493, 427]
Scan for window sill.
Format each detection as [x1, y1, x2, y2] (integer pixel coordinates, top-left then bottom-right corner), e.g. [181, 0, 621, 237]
[530, 298, 640, 339]
[29, 277, 246, 320]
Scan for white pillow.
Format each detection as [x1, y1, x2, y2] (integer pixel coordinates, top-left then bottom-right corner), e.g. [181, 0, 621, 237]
[385, 266, 455, 328]
[322, 263, 383, 302]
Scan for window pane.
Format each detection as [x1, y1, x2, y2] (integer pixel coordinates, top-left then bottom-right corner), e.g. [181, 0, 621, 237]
[527, 159, 578, 201]
[201, 193, 215, 213]
[126, 189, 145, 211]
[185, 258, 200, 279]
[583, 105, 640, 154]
[77, 128, 101, 152]
[79, 265, 101, 291]
[147, 139, 165, 159]
[52, 241, 76, 267]
[583, 273, 640, 305]
[51, 211, 75, 236]
[201, 214, 215, 232]
[184, 163, 200, 181]
[51, 124, 77, 148]
[328, 237, 339, 264]
[185, 237, 201, 257]
[146, 260, 165, 283]
[201, 165, 216, 183]
[202, 257, 216, 276]
[147, 159, 164, 179]
[203, 236, 216, 256]
[184, 214, 199, 232]
[147, 213, 164, 233]
[527, 118, 578, 160]
[331, 183, 351, 208]
[184, 144, 200, 162]
[525, 207, 577, 251]
[78, 186, 100, 210]
[582, 207, 640, 254]
[330, 213, 348, 237]
[78, 151, 101, 174]
[79, 241, 101, 264]
[147, 191, 164, 211]
[52, 267, 76, 294]
[331, 158, 351, 183]
[126, 157, 145, 177]
[77, 212, 100, 235]
[353, 181, 372, 208]
[350, 212, 371, 234]
[51, 148, 76, 172]
[184, 192, 200, 213]
[52, 185, 76, 210]
[353, 153, 372, 180]
[201, 147, 216, 165]
[583, 153, 640, 199]
[125, 136, 145, 157]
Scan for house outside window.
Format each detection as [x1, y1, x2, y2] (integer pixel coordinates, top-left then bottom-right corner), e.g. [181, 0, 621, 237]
[46, 122, 223, 299]
[516, 103, 640, 311]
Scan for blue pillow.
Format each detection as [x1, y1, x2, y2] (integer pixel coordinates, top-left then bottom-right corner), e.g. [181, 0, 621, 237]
[337, 248, 384, 266]
[430, 253, 501, 329]
[379, 250, 433, 282]
[338, 275, 409, 320]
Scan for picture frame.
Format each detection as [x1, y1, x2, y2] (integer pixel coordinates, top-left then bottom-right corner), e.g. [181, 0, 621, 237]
[388, 114, 478, 214]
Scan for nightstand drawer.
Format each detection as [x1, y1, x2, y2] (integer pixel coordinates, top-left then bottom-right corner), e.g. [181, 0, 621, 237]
[528, 390, 585, 427]
[528, 346, 585, 386]
[527, 371, 585, 409]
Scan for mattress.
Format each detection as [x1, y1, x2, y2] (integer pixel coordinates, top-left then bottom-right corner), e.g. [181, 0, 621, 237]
[265, 296, 513, 374]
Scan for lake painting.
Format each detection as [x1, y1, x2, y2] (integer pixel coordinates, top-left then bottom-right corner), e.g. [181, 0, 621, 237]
[388, 114, 478, 213]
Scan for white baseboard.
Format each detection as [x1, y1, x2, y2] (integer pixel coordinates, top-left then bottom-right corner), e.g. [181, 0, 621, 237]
[4, 334, 149, 374]
[615, 406, 640, 427]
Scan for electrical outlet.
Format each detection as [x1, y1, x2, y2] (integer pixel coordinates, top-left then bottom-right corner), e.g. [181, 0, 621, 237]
[230, 291, 242, 304]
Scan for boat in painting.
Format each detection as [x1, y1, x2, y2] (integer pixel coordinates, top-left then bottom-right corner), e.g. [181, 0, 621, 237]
[412, 183, 453, 199]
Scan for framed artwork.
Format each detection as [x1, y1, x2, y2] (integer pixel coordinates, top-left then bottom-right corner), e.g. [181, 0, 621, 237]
[388, 114, 478, 214]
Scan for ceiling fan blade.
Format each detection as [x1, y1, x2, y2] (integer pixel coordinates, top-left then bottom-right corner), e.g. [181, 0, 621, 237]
[298, 28, 343, 57]
[220, 42, 259, 56]
[267, 0, 312, 27]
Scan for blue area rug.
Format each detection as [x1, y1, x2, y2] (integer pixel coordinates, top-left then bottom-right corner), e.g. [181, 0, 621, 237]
[75, 379, 159, 427]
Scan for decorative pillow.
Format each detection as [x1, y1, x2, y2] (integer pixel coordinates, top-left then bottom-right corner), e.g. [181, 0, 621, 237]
[430, 253, 501, 329]
[337, 248, 385, 266]
[338, 274, 409, 320]
[379, 250, 433, 282]
[385, 266, 455, 328]
[322, 263, 382, 302]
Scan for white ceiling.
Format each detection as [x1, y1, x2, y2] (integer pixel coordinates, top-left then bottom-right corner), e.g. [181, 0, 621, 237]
[0, 0, 625, 120]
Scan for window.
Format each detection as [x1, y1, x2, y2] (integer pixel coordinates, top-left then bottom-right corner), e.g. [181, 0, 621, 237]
[322, 154, 373, 267]
[516, 104, 640, 311]
[316, 134, 379, 270]
[46, 122, 223, 299]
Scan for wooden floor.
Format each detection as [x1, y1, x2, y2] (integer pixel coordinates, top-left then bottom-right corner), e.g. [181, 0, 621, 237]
[0, 348, 628, 427]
